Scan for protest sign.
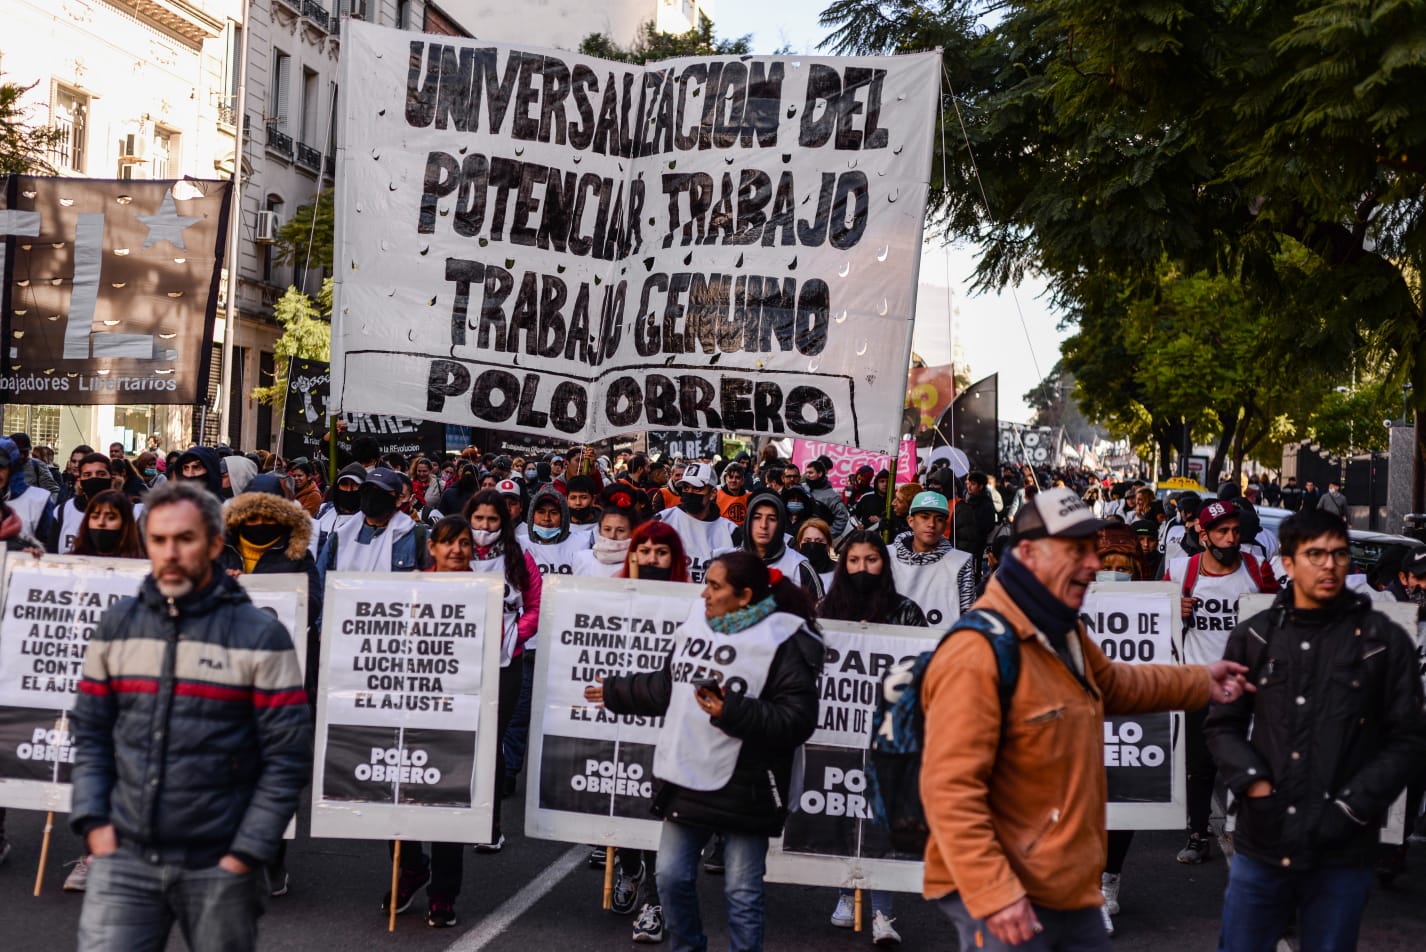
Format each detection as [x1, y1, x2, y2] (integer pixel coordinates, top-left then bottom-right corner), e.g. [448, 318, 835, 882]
[765, 619, 936, 892]
[789, 438, 917, 485]
[0, 557, 307, 813]
[281, 358, 447, 467]
[525, 575, 695, 851]
[331, 22, 939, 454]
[312, 572, 503, 843]
[1238, 593, 1418, 845]
[1080, 582, 1186, 829]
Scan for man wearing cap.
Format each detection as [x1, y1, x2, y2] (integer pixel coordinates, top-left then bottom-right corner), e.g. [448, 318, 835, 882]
[921, 487, 1253, 950]
[888, 491, 976, 628]
[654, 462, 736, 583]
[317, 467, 428, 577]
[1163, 498, 1278, 865]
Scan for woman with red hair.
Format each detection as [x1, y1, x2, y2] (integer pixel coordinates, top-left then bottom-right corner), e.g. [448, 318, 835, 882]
[617, 519, 690, 583]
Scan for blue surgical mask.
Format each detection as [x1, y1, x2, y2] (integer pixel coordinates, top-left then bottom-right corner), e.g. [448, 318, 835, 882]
[1095, 570, 1133, 582]
[532, 524, 561, 541]
[525, 468, 537, 480]
[786, 501, 805, 514]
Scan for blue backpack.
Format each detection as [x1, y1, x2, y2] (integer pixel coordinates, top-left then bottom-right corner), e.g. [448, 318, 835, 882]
[866, 609, 1019, 853]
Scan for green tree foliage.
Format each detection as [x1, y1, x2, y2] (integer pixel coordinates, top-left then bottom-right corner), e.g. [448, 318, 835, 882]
[275, 188, 334, 273]
[580, 14, 752, 63]
[821, 0, 1426, 469]
[251, 279, 332, 406]
[0, 78, 63, 175]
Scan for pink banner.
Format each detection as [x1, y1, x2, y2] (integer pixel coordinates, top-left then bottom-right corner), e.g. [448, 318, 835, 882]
[790, 439, 919, 486]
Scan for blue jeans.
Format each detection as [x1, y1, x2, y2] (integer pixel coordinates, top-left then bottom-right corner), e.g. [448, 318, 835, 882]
[938, 893, 1108, 952]
[838, 887, 893, 917]
[656, 821, 769, 952]
[500, 650, 536, 779]
[77, 847, 266, 952]
[1219, 853, 1374, 952]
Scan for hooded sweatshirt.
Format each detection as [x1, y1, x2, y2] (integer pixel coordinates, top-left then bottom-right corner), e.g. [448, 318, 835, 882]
[176, 446, 224, 497]
[223, 455, 259, 500]
[733, 492, 823, 599]
[520, 485, 589, 651]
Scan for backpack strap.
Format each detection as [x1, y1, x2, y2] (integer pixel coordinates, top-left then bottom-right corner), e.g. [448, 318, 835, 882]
[1181, 553, 1201, 599]
[931, 609, 1021, 743]
[1241, 551, 1269, 591]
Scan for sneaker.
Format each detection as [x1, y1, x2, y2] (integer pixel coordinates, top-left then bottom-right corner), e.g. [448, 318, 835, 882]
[1176, 832, 1211, 865]
[830, 893, 855, 928]
[0, 839, 11, 867]
[872, 910, 901, 945]
[427, 901, 458, 928]
[269, 868, 290, 898]
[611, 860, 643, 916]
[473, 834, 506, 854]
[1099, 903, 1115, 936]
[632, 903, 665, 943]
[702, 837, 725, 874]
[380, 866, 432, 915]
[1101, 872, 1121, 915]
[63, 855, 91, 892]
[588, 845, 608, 869]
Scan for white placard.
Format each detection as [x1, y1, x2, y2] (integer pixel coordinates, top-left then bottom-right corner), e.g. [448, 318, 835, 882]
[311, 572, 504, 843]
[332, 22, 940, 454]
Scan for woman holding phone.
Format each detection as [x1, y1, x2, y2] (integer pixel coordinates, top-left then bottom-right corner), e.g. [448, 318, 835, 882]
[585, 551, 823, 952]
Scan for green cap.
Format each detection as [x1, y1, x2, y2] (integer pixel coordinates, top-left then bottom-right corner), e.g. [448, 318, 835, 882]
[909, 490, 949, 516]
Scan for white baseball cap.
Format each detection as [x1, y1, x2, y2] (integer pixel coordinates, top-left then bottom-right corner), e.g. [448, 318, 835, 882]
[676, 462, 718, 490]
[1012, 487, 1109, 540]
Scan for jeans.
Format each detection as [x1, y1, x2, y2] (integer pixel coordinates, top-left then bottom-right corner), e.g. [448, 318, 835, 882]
[656, 821, 768, 952]
[837, 888, 893, 918]
[500, 650, 536, 781]
[938, 893, 1109, 952]
[77, 847, 265, 952]
[1218, 853, 1374, 952]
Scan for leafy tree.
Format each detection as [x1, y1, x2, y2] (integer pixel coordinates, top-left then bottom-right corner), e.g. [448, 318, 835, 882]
[251, 279, 332, 406]
[275, 188, 334, 274]
[0, 77, 63, 175]
[580, 14, 752, 63]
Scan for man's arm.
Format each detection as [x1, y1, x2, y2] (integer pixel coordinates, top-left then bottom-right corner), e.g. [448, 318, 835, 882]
[69, 614, 120, 838]
[226, 621, 312, 867]
[920, 633, 1025, 919]
[956, 557, 976, 612]
[1085, 632, 1210, 716]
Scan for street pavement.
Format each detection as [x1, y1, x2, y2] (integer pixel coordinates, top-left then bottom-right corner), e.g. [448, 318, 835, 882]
[2, 785, 1422, 951]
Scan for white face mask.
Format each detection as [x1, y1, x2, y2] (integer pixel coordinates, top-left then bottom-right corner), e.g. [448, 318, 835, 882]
[1095, 570, 1133, 582]
[593, 536, 632, 565]
[471, 528, 501, 547]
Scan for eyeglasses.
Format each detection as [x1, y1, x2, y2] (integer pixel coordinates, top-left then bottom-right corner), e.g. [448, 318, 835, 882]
[1296, 547, 1351, 567]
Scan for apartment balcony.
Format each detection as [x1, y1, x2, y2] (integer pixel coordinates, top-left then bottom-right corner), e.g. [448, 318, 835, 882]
[266, 123, 294, 160]
[296, 141, 323, 173]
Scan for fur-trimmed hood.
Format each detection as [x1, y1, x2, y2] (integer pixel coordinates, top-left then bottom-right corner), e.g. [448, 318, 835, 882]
[224, 491, 312, 560]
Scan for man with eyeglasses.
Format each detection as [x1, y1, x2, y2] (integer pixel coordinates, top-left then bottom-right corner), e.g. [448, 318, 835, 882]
[1164, 499, 1279, 866]
[1206, 509, 1426, 951]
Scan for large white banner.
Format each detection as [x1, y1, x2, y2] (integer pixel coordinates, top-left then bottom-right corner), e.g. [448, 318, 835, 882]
[0, 556, 308, 813]
[311, 572, 503, 843]
[332, 21, 939, 454]
[1080, 582, 1187, 830]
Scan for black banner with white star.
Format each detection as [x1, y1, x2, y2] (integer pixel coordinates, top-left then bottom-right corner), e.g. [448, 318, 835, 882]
[0, 176, 231, 405]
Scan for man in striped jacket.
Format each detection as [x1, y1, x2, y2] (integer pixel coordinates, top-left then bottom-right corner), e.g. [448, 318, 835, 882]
[70, 480, 311, 952]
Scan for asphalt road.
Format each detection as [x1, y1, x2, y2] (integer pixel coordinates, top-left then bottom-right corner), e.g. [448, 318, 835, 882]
[2, 787, 1423, 951]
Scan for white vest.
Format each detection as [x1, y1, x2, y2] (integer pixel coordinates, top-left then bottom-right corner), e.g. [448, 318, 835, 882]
[890, 547, 972, 628]
[653, 603, 803, 791]
[520, 534, 590, 651]
[59, 499, 85, 553]
[9, 486, 49, 539]
[1167, 556, 1264, 666]
[472, 553, 526, 667]
[330, 511, 416, 573]
[571, 548, 623, 578]
[656, 506, 736, 582]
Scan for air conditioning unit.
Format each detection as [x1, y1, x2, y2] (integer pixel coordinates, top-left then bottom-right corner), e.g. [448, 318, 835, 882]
[255, 210, 281, 243]
[118, 133, 147, 164]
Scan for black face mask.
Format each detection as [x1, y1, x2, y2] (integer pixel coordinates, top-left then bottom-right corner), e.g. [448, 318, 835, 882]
[238, 523, 286, 547]
[678, 491, 707, 515]
[639, 564, 672, 581]
[570, 505, 595, 522]
[800, 541, 834, 572]
[458, 472, 478, 490]
[332, 487, 361, 514]
[360, 486, 398, 521]
[79, 477, 111, 503]
[89, 527, 122, 554]
[846, 570, 882, 595]
[1207, 541, 1240, 567]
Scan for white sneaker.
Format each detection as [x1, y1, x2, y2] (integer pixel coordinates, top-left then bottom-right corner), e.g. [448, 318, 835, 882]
[63, 855, 91, 892]
[1099, 903, 1115, 936]
[1101, 872, 1121, 915]
[830, 893, 855, 928]
[872, 911, 901, 946]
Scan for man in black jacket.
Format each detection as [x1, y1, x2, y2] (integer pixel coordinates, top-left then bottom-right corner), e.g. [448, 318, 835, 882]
[71, 481, 311, 952]
[1206, 508, 1426, 951]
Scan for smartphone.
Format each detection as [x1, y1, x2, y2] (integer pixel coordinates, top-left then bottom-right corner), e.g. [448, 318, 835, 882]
[691, 677, 723, 697]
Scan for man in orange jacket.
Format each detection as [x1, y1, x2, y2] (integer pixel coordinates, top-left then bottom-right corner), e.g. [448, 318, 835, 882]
[920, 487, 1252, 950]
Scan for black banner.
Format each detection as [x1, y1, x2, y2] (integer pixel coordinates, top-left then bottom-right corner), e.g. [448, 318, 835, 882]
[537, 735, 657, 819]
[939, 373, 999, 475]
[0, 707, 74, 784]
[0, 176, 230, 405]
[320, 723, 476, 807]
[781, 744, 898, 860]
[647, 430, 722, 461]
[281, 358, 446, 465]
[1104, 714, 1172, 803]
